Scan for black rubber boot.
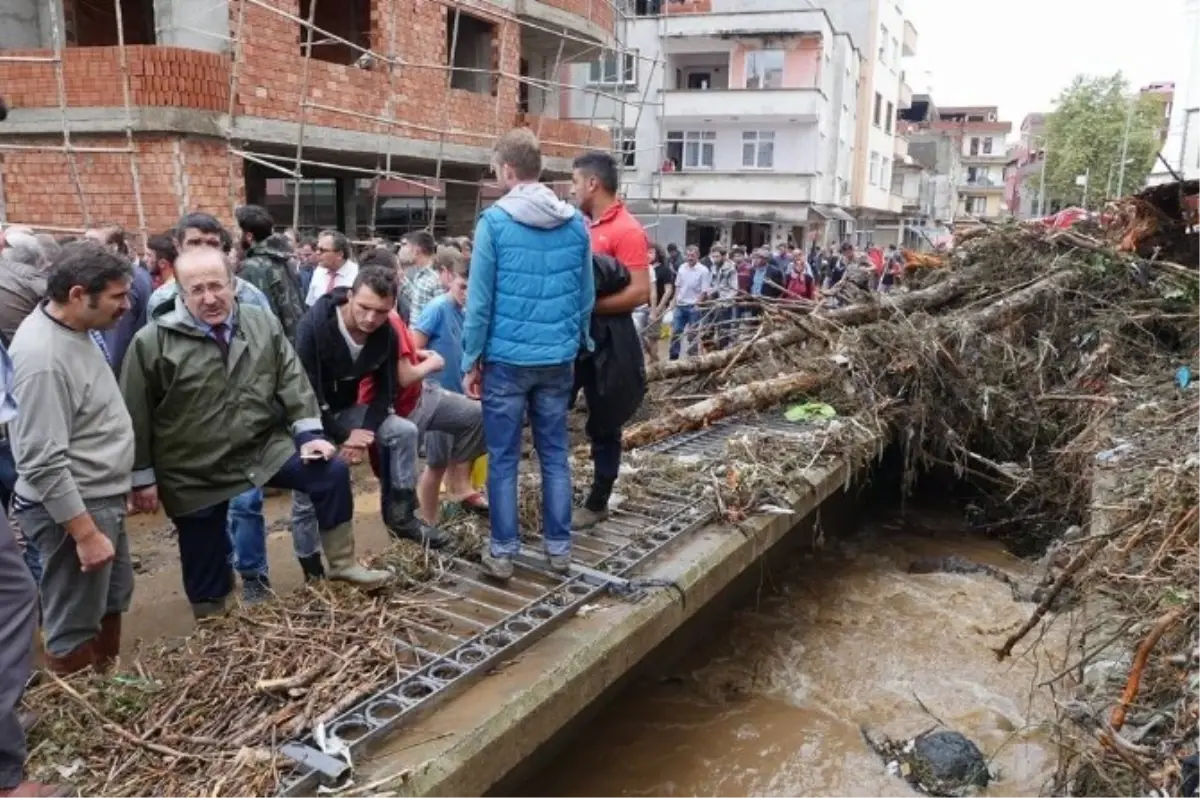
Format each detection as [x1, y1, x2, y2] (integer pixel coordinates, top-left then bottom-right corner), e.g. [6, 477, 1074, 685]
[298, 553, 326, 582]
[386, 489, 452, 549]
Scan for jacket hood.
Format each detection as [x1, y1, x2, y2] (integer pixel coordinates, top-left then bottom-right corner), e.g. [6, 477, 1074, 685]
[494, 182, 578, 230]
[245, 238, 292, 262]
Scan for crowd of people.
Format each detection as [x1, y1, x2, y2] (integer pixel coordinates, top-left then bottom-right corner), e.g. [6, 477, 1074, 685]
[0, 128, 652, 797]
[636, 238, 907, 361]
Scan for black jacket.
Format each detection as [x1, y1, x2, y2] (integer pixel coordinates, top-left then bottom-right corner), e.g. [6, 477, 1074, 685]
[295, 288, 397, 444]
[574, 254, 645, 432]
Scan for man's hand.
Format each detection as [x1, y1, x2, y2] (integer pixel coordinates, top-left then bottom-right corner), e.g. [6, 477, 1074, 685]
[339, 445, 364, 465]
[344, 428, 375, 449]
[75, 527, 116, 573]
[300, 439, 336, 462]
[130, 486, 159, 514]
[463, 365, 482, 400]
[417, 349, 446, 373]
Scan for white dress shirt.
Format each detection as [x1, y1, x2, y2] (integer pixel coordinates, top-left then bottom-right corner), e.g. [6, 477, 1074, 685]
[305, 260, 360, 307]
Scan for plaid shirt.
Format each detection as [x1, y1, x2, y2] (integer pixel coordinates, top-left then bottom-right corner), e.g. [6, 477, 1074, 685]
[402, 266, 444, 324]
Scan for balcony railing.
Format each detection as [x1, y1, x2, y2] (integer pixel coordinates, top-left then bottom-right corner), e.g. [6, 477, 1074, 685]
[661, 87, 824, 121]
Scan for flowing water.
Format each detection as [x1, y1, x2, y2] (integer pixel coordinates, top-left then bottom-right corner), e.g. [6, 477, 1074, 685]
[526, 507, 1067, 797]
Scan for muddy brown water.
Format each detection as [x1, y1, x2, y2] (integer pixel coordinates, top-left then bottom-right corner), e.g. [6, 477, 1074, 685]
[525, 508, 1065, 797]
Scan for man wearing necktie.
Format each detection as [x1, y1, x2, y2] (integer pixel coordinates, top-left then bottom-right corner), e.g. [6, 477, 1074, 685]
[119, 248, 391, 620]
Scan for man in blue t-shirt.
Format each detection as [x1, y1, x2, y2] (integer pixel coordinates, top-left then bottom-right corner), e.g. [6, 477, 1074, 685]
[411, 249, 487, 518]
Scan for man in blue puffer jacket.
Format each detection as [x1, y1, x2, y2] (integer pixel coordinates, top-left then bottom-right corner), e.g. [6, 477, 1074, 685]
[461, 128, 594, 581]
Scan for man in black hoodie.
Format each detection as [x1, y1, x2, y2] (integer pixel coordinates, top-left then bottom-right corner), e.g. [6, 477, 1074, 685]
[294, 265, 444, 550]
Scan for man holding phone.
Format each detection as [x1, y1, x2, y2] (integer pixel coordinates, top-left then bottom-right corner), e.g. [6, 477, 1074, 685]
[119, 248, 392, 620]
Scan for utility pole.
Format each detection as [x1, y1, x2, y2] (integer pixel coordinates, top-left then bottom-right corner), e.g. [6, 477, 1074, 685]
[1037, 135, 1049, 217]
[1081, 167, 1090, 209]
[1116, 96, 1135, 197]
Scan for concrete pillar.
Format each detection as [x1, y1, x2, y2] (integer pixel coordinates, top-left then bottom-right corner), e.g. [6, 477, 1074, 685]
[444, 180, 481, 237]
[154, 0, 230, 53]
[0, 0, 44, 49]
[337, 177, 359, 239]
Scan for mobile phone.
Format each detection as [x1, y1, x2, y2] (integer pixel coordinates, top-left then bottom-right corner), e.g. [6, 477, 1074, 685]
[301, 451, 326, 462]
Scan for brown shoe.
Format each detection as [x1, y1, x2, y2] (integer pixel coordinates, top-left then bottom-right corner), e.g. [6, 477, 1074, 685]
[93, 614, 121, 673]
[0, 781, 73, 797]
[42, 639, 98, 676]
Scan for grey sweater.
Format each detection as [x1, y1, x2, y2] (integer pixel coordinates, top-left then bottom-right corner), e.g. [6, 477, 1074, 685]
[10, 305, 135, 522]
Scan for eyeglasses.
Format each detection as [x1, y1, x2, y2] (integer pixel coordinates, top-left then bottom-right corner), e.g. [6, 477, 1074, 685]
[317, 247, 337, 254]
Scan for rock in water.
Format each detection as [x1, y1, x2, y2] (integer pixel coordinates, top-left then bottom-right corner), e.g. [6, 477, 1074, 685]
[910, 730, 990, 796]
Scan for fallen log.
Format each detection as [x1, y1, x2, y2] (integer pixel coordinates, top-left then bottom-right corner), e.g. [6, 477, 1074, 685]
[646, 273, 971, 382]
[624, 371, 823, 449]
[952, 268, 1082, 334]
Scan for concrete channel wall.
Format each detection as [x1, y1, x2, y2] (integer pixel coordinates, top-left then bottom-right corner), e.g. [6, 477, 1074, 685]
[351, 439, 882, 796]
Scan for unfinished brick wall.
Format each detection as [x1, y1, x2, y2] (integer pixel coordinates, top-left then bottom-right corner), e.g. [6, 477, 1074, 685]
[1, 135, 241, 235]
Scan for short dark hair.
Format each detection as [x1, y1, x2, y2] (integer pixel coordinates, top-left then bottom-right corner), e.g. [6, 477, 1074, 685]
[351, 265, 398, 300]
[174, 212, 225, 244]
[408, 230, 435, 257]
[235, 204, 274, 243]
[89, 223, 129, 256]
[666, 243, 679, 254]
[46, 241, 134, 304]
[318, 229, 351, 260]
[572, 151, 619, 195]
[146, 232, 177, 265]
[358, 246, 398, 271]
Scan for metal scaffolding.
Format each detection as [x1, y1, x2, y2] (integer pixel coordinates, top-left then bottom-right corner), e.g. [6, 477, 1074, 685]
[0, 0, 662, 245]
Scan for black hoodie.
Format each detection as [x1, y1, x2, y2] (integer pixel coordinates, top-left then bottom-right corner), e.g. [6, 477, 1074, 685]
[295, 288, 397, 444]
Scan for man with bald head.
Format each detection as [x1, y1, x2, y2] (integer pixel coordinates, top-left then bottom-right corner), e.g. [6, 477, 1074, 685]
[120, 247, 391, 619]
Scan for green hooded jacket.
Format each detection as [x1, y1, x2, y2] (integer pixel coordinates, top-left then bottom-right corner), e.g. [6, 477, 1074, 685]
[119, 295, 324, 518]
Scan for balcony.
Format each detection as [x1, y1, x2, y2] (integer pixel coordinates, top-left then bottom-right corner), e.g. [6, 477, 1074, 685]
[959, 179, 1004, 193]
[662, 7, 831, 41]
[661, 88, 824, 122]
[894, 136, 909, 159]
[902, 19, 918, 57]
[899, 74, 913, 110]
[658, 171, 814, 204]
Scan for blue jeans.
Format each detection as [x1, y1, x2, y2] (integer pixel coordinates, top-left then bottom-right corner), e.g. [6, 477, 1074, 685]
[482, 362, 573, 558]
[669, 305, 702, 360]
[0, 438, 39, 583]
[226, 487, 268, 579]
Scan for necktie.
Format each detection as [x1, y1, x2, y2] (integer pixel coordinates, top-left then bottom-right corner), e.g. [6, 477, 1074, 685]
[211, 323, 230, 360]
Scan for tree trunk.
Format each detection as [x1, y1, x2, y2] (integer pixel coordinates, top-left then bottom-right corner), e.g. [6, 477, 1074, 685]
[623, 371, 823, 450]
[966, 269, 1081, 333]
[646, 274, 970, 382]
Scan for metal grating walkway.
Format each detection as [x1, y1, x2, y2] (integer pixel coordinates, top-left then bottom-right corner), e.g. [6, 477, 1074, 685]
[278, 414, 793, 795]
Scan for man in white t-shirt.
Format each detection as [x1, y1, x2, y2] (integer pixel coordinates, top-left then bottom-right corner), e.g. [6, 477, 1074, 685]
[305, 229, 359, 306]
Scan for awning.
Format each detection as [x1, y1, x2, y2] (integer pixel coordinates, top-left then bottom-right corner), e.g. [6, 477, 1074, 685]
[814, 204, 855, 222]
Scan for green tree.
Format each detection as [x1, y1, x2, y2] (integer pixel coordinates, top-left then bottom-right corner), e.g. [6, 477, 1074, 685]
[1031, 73, 1162, 210]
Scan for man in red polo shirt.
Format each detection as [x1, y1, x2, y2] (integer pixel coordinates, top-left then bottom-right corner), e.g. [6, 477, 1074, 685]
[570, 151, 651, 528]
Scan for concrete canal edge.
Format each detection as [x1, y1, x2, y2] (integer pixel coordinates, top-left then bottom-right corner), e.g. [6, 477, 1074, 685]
[353, 445, 880, 796]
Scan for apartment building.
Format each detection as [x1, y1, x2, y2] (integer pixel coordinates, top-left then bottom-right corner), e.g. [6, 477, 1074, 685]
[1004, 112, 1047, 219]
[560, 0, 862, 250]
[0, 0, 613, 237]
[1151, 0, 1199, 184]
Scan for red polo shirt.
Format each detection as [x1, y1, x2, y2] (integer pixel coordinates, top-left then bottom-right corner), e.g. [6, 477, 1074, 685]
[357, 310, 422, 418]
[588, 200, 650, 271]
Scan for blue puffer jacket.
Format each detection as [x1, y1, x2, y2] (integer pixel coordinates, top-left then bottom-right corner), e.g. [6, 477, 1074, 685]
[462, 182, 594, 369]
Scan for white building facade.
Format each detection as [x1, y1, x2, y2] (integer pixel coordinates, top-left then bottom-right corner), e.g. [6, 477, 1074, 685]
[561, 1, 863, 249]
[1152, 0, 1199, 183]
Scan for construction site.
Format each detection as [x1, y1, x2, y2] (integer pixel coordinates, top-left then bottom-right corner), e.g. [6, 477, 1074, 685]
[2, 2, 1200, 798]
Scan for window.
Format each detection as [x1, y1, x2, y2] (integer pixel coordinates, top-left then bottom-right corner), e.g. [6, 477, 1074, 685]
[741, 131, 775, 169]
[589, 52, 636, 85]
[619, 129, 636, 167]
[969, 137, 981, 156]
[744, 50, 784, 89]
[885, 101, 894, 134]
[69, 0, 156, 45]
[446, 10, 495, 94]
[869, 151, 880, 185]
[982, 136, 993, 154]
[881, 157, 891, 188]
[665, 130, 716, 170]
[299, 0, 372, 64]
[873, 92, 882, 126]
[879, 25, 889, 63]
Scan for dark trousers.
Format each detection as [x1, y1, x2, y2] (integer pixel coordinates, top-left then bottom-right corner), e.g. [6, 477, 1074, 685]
[0, 506, 36, 790]
[577, 361, 623, 511]
[172, 452, 353, 604]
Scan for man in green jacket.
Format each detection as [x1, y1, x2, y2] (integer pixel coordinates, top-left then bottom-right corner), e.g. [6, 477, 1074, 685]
[119, 247, 391, 618]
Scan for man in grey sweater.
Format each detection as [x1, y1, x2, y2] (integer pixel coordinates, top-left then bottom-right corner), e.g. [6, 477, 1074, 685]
[9, 241, 136, 676]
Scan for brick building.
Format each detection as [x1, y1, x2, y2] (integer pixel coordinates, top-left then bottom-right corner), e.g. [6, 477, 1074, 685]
[0, 0, 619, 242]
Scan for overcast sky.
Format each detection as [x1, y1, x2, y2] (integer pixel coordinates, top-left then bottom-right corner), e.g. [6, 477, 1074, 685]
[903, 0, 1185, 136]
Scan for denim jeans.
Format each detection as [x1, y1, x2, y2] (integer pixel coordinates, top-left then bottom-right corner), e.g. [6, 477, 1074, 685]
[226, 487, 268, 578]
[481, 362, 573, 558]
[669, 304, 702, 360]
[0, 438, 39, 583]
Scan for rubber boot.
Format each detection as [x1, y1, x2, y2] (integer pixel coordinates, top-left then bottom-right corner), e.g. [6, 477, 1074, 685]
[572, 478, 614, 529]
[190, 595, 228, 620]
[0, 781, 73, 797]
[321, 522, 393, 590]
[298, 553, 326, 582]
[93, 613, 122, 673]
[386, 489, 451, 549]
[43, 639, 99, 676]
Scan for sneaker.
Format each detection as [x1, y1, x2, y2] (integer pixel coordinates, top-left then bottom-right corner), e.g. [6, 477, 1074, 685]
[480, 549, 514, 581]
[546, 552, 571, 574]
[571, 506, 609, 530]
[241, 575, 272, 606]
